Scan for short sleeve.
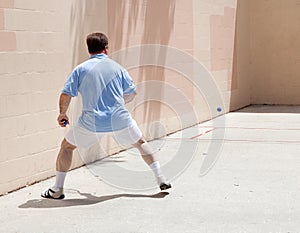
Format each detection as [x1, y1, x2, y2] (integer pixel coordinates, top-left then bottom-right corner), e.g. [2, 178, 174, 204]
[62, 68, 80, 97]
[122, 70, 136, 95]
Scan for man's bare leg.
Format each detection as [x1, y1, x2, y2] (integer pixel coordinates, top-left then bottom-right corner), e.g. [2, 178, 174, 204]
[133, 137, 171, 190]
[133, 138, 156, 165]
[56, 138, 77, 172]
[41, 138, 76, 199]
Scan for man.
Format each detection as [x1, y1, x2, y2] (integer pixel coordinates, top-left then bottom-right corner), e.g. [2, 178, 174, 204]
[41, 32, 171, 199]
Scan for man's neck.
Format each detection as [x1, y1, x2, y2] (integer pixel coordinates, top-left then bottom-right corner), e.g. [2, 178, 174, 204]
[90, 51, 107, 56]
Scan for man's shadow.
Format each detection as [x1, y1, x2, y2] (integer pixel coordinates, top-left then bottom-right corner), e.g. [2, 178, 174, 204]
[18, 190, 169, 209]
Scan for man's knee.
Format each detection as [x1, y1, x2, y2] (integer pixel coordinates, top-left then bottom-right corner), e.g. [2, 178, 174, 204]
[134, 137, 154, 155]
[136, 137, 147, 145]
[61, 138, 76, 151]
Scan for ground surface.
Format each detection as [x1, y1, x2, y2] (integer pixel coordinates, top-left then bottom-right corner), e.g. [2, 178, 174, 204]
[0, 105, 299, 233]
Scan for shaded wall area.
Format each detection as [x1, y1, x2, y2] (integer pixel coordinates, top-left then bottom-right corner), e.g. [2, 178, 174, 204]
[229, 0, 251, 110]
[108, 0, 195, 139]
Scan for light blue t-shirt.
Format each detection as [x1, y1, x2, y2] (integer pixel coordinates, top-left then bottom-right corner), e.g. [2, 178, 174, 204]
[62, 54, 136, 132]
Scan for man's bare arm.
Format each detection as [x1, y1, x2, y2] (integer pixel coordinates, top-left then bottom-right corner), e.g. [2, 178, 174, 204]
[123, 91, 136, 104]
[57, 93, 72, 127]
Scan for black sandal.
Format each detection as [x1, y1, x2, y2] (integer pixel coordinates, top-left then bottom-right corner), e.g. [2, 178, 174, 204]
[160, 182, 172, 191]
[41, 188, 65, 199]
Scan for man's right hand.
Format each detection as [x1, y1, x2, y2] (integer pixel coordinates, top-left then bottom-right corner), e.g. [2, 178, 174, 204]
[57, 114, 69, 127]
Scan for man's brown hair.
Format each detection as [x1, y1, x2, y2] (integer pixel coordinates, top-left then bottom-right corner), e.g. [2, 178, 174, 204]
[86, 32, 108, 54]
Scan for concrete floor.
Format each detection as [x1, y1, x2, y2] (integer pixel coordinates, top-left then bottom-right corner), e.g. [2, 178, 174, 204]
[0, 105, 300, 233]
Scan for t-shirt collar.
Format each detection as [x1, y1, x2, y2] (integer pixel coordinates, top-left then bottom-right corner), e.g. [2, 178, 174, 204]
[90, 53, 108, 59]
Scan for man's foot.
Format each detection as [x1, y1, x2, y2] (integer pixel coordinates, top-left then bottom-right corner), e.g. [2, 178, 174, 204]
[157, 175, 172, 191]
[41, 188, 65, 200]
[160, 182, 172, 191]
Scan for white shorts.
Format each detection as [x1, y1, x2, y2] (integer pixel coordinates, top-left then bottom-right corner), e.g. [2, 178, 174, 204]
[65, 120, 142, 149]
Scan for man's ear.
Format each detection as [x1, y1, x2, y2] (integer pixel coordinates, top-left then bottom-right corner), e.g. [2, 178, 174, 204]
[104, 46, 108, 55]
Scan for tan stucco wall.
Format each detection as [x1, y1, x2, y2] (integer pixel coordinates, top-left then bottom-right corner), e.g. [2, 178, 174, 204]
[229, 0, 251, 110]
[249, 0, 300, 104]
[230, 0, 300, 108]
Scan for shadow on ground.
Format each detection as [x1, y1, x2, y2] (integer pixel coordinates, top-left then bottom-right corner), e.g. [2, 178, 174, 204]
[237, 105, 300, 113]
[18, 191, 169, 209]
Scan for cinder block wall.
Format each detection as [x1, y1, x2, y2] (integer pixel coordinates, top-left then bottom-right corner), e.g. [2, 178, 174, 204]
[0, 0, 73, 195]
[0, 0, 238, 195]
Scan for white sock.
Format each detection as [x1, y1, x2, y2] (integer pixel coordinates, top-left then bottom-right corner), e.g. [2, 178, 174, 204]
[53, 171, 67, 190]
[150, 161, 166, 184]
